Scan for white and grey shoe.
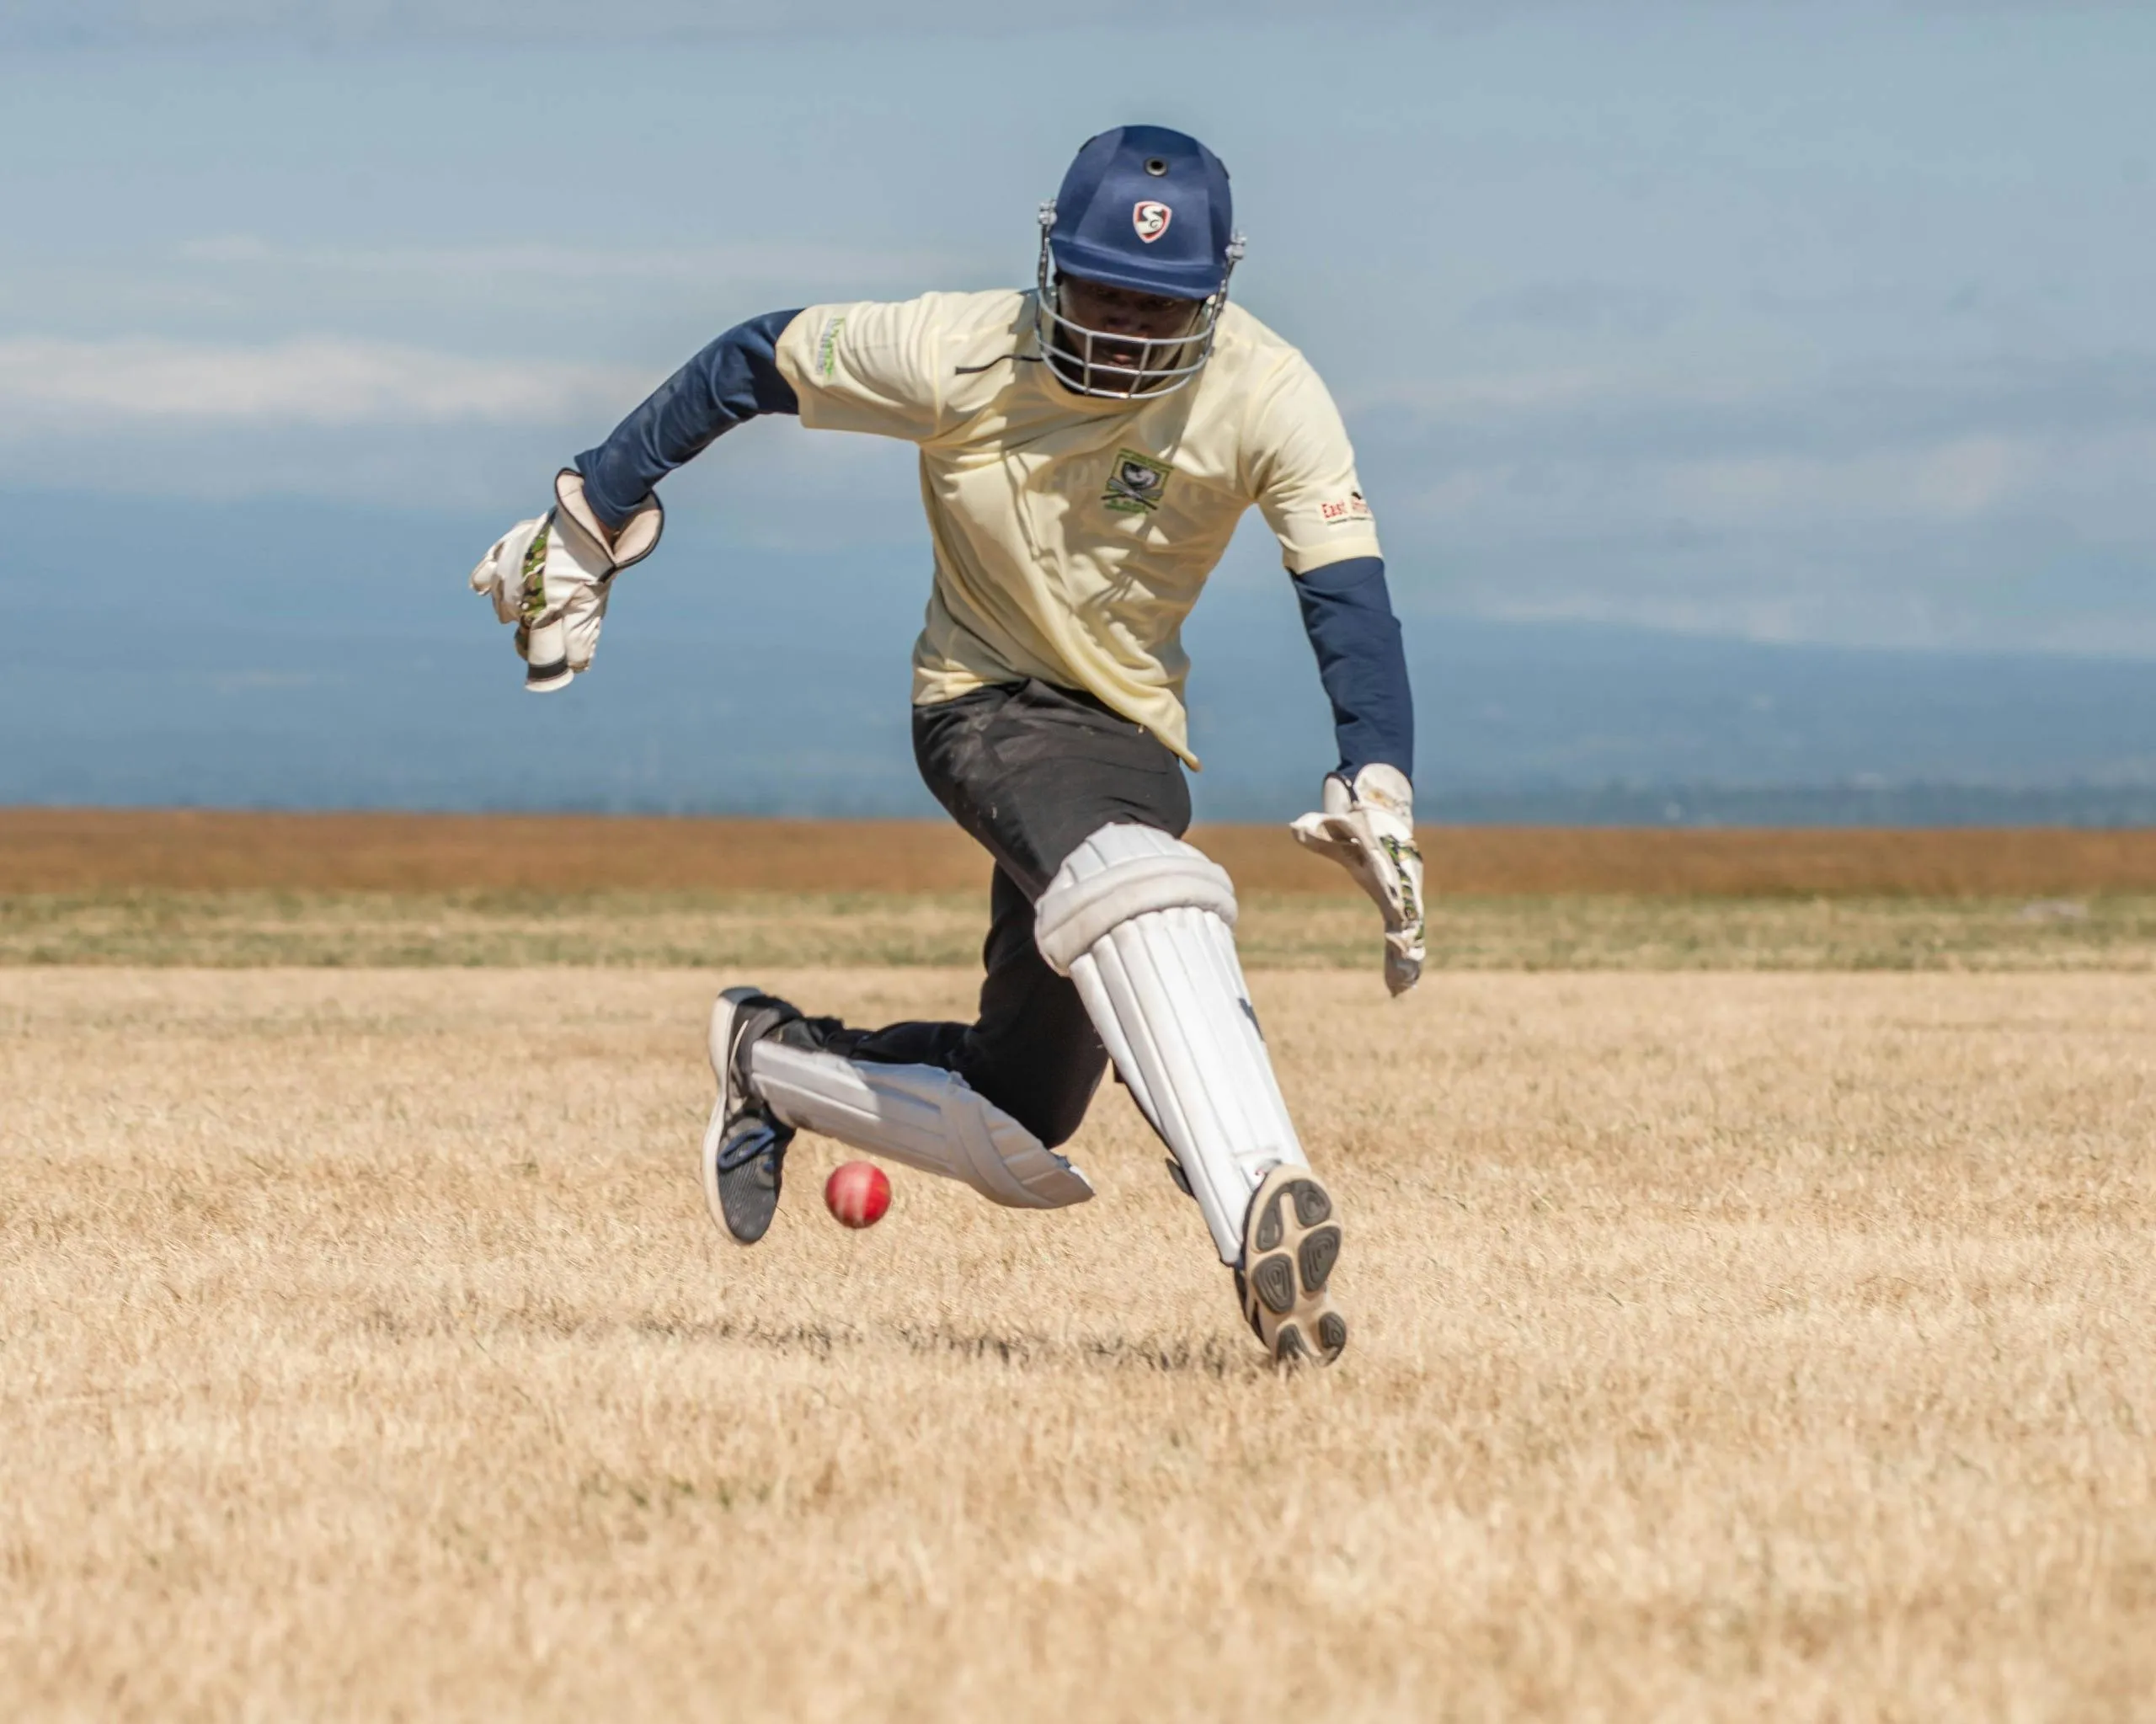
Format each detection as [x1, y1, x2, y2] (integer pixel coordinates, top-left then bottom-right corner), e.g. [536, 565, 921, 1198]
[1235, 1164, 1348, 1365]
[700, 986, 804, 1246]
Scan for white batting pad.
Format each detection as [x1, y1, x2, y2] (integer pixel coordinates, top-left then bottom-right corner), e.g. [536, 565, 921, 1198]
[748, 1043, 1095, 1210]
[1034, 824, 1307, 1262]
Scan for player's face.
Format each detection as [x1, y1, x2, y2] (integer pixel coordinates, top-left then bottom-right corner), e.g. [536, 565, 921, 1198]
[1054, 275, 1203, 373]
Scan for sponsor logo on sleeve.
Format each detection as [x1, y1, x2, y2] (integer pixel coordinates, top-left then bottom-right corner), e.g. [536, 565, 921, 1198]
[1102, 448, 1172, 514]
[1319, 489, 1374, 527]
[815, 313, 847, 381]
[1133, 201, 1172, 243]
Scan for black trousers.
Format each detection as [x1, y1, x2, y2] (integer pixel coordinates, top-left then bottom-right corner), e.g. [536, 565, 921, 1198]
[812, 680, 1191, 1148]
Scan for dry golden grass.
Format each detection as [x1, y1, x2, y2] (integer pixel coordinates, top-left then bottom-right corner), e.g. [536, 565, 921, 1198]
[4, 967, 2152, 1720]
[9, 808, 2156, 896]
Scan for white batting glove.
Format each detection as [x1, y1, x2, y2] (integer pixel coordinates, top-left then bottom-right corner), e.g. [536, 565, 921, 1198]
[467, 469, 662, 691]
[1290, 763, 1426, 996]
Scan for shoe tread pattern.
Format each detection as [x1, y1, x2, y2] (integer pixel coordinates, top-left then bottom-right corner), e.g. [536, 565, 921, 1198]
[1239, 1167, 1348, 1368]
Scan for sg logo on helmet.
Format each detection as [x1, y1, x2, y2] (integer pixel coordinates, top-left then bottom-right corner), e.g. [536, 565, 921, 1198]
[1132, 200, 1172, 243]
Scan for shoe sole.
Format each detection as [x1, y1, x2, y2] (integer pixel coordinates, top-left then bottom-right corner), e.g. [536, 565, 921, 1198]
[1239, 1166, 1348, 1366]
[701, 986, 765, 1243]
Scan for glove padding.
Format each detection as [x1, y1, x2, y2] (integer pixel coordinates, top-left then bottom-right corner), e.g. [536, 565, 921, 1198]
[468, 469, 662, 691]
[1290, 763, 1426, 996]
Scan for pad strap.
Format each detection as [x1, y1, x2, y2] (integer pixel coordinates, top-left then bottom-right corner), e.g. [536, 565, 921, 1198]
[1035, 837, 1236, 975]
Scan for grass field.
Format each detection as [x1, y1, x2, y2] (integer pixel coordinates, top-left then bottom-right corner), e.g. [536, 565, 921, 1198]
[4, 965, 2152, 1720]
[6, 814, 2153, 1716]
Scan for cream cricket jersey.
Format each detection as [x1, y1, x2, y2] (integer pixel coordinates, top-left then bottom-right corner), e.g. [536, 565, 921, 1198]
[771, 290, 1381, 767]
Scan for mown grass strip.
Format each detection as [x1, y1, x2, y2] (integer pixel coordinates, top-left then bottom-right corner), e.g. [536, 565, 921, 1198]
[4, 889, 2154, 969]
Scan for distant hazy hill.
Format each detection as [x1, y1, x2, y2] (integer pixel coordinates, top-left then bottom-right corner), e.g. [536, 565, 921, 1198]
[8, 489, 2153, 824]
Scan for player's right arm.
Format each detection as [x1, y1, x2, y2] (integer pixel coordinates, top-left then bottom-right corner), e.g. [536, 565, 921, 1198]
[574, 308, 807, 530]
[467, 298, 947, 690]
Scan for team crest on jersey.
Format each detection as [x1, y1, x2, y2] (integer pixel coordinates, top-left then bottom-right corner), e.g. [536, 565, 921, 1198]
[1132, 200, 1172, 243]
[1102, 449, 1172, 515]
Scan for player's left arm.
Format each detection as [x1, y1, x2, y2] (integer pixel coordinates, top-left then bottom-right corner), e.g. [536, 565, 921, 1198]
[1247, 355, 1425, 995]
[1292, 555, 1413, 787]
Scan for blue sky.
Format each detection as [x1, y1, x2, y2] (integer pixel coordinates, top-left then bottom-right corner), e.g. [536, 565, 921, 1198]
[2, 2, 2153, 818]
[4, 3, 2151, 651]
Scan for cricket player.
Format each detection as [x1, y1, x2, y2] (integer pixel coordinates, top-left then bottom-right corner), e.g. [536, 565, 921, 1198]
[469, 125, 1422, 1364]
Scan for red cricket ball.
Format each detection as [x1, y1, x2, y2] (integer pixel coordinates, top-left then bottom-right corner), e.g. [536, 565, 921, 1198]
[824, 1161, 892, 1229]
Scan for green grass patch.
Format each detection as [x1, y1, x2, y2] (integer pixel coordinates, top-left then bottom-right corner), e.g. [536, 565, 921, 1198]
[4, 889, 2155, 970]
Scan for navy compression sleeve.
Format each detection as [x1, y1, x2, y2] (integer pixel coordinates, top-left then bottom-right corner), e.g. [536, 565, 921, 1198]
[1293, 556, 1415, 782]
[574, 308, 803, 528]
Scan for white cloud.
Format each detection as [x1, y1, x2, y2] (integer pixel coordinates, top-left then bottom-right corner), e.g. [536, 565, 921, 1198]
[1337, 352, 2156, 654]
[173, 235, 989, 291]
[8, 0, 1438, 48]
[19, 0, 2088, 47]
[0, 335, 639, 427]
[1451, 420, 2154, 536]
[1639, 434, 2041, 526]
[1359, 353, 2156, 536]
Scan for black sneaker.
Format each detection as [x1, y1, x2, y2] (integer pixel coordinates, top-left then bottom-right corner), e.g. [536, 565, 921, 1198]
[1235, 1164, 1348, 1365]
[700, 986, 803, 1246]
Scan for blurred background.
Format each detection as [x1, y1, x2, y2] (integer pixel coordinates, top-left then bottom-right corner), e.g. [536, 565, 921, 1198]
[4, 1, 2152, 823]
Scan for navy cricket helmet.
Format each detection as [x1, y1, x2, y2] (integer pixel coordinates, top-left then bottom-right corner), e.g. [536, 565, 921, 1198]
[1033, 124, 1246, 399]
